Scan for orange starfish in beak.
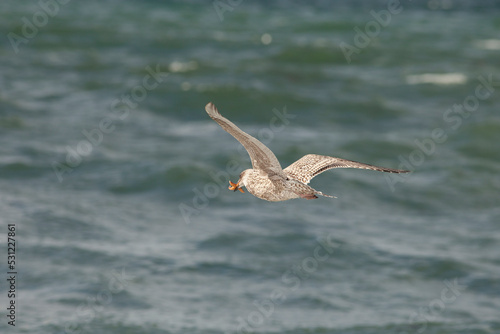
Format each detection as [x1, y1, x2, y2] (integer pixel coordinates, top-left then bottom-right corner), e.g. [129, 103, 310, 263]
[228, 180, 245, 193]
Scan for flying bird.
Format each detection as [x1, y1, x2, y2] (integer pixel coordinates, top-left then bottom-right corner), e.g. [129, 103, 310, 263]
[205, 102, 409, 201]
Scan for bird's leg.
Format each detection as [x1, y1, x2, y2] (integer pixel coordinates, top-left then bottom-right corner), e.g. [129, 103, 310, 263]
[299, 193, 318, 200]
[228, 181, 245, 193]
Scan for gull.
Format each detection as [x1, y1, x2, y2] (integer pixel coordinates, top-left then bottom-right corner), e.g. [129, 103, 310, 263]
[205, 102, 409, 201]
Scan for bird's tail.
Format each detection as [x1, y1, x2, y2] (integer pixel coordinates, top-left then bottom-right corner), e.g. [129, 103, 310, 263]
[316, 191, 336, 199]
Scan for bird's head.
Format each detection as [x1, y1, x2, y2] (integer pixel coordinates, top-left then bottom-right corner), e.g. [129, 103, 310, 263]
[228, 169, 251, 193]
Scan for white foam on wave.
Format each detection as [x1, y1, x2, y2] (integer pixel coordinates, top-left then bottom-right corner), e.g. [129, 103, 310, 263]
[474, 39, 500, 50]
[168, 60, 198, 73]
[406, 73, 467, 85]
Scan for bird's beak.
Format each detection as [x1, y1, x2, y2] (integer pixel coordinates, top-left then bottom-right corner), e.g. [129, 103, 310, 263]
[228, 180, 244, 193]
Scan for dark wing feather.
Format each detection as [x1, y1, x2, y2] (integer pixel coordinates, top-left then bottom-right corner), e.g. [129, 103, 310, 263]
[283, 154, 409, 184]
[205, 102, 282, 171]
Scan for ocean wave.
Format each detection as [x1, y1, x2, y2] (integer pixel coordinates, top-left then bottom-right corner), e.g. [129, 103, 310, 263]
[406, 73, 467, 85]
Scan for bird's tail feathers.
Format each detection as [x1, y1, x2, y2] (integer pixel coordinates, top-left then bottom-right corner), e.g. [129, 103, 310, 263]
[316, 191, 336, 199]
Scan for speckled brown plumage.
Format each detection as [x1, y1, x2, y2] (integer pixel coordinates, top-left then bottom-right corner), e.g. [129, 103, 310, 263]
[205, 102, 409, 201]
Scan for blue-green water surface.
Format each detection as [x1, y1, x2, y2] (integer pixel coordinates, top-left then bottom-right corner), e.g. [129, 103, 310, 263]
[1, 1, 499, 333]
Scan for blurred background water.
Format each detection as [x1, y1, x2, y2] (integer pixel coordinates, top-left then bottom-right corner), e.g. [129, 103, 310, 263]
[1, 0, 499, 333]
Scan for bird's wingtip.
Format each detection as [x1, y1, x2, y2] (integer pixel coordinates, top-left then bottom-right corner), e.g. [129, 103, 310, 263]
[205, 102, 218, 115]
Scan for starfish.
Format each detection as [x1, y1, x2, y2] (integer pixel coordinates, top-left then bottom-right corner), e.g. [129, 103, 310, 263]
[205, 102, 409, 201]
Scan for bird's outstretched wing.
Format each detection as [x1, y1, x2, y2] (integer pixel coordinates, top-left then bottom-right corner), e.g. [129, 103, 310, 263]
[205, 102, 282, 171]
[283, 154, 409, 184]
